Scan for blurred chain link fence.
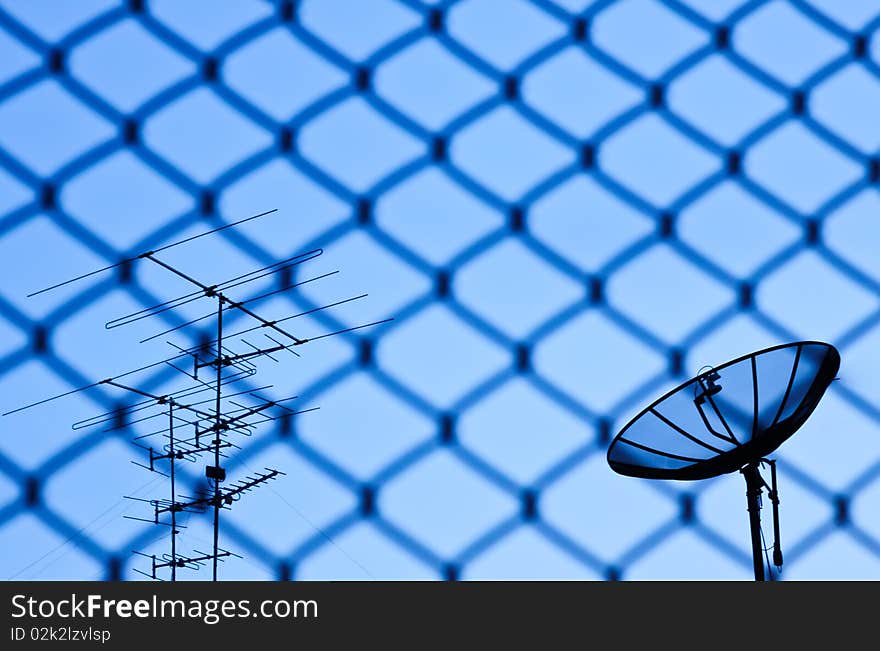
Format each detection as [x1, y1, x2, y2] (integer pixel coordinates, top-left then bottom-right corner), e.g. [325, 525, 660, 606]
[1, 0, 879, 580]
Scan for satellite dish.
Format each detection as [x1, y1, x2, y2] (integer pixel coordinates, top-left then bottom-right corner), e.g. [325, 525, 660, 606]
[607, 341, 840, 580]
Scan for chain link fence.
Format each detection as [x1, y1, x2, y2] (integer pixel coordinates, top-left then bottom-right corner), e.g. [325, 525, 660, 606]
[0, 0, 879, 580]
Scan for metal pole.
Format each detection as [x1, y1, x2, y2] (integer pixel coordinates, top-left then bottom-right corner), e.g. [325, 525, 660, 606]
[169, 404, 176, 582]
[212, 295, 223, 582]
[768, 459, 783, 569]
[741, 462, 765, 582]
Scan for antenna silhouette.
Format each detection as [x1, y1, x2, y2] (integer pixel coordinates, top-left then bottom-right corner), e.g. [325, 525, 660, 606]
[6, 209, 392, 581]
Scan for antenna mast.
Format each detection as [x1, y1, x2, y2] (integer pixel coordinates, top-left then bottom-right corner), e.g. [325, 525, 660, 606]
[6, 209, 392, 580]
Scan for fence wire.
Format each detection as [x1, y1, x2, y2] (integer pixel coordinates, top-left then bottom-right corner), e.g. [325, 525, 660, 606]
[0, 0, 879, 580]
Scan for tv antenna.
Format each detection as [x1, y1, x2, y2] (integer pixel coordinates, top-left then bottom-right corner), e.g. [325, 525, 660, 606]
[5, 208, 392, 581]
[607, 341, 839, 581]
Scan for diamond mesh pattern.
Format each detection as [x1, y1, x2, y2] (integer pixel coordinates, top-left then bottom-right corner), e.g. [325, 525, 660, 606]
[1, 0, 880, 580]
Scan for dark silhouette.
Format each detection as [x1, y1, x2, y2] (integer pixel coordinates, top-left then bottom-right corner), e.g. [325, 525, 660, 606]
[608, 342, 840, 581]
[5, 209, 390, 581]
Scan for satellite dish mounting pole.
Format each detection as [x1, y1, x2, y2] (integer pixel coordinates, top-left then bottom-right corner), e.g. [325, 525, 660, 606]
[741, 461, 765, 581]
